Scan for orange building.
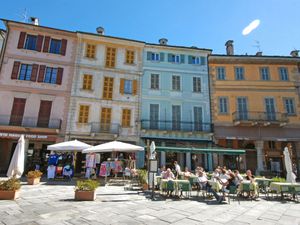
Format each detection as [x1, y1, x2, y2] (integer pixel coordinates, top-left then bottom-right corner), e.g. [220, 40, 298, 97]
[209, 40, 300, 176]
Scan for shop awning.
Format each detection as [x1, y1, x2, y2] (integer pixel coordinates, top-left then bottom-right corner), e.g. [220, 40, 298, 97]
[150, 146, 245, 155]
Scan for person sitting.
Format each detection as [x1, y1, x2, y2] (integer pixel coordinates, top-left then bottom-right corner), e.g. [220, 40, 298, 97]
[157, 165, 166, 176]
[245, 170, 255, 182]
[183, 167, 193, 180]
[234, 170, 244, 187]
[163, 168, 175, 180]
[197, 170, 208, 190]
[211, 168, 220, 181]
[163, 168, 175, 196]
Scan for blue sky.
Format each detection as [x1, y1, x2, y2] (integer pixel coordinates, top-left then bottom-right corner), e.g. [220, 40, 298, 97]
[0, 0, 299, 56]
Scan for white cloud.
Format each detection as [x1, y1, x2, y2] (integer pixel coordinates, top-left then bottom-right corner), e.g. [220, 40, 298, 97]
[242, 19, 260, 36]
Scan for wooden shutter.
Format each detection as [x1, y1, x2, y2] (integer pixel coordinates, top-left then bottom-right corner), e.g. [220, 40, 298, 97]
[43, 36, 50, 52]
[180, 54, 185, 63]
[61, 39, 67, 56]
[9, 98, 26, 126]
[36, 35, 44, 52]
[147, 52, 152, 60]
[17, 32, 26, 49]
[37, 100, 52, 127]
[160, 52, 164, 61]
[56, 67, 63, 85]
[38, 65, 46, 82]
[133, 80, 137, 95]
[11, 61, 20, 79]
[30, 64, 39, 81]
[119, 78, 125, 94]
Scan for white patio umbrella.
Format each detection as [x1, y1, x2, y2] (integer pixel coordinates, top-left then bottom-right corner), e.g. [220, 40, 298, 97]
[47, 139, 92, 152]
[283, 146, 297, 183]
[150, 141, 156, 159]
[82, 140, 144, 153]
[7, 135, 25, 178]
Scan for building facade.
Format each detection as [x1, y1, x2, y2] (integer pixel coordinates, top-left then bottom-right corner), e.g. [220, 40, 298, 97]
[141, 39, 213, 170]
[0, 19, 77, 173]
[209, 41, 300, 175]
[65, 29, 144, 166]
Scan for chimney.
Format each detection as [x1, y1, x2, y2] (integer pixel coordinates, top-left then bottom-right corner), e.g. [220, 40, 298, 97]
[159, 38, 168, 45]
[29, 17, 39, 26]
[96, 27, 105, 35]
[256, 51, 263, 56]
[225, 40, 234, 55]
[290, 50, 299, 57]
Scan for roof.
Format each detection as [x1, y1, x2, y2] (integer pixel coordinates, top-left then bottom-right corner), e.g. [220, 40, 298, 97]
[152, 146, 245, 155]
[209, 54, 300, 60]
[146, 43, 212, 52]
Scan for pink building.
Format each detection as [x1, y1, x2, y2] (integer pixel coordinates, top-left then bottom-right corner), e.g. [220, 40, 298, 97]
[0, 19, 77, 173]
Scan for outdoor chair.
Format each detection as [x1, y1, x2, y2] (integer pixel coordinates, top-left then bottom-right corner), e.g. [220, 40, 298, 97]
[166, 180, 175, 196]
[227, 186, 240, 204]
[281, 186, 291, 200]
[178, 182, 191, 198]
[258, 180, 271, 199]
[240, 183, 253, 201]
[293, 186, 300, 202]
[196, 182, 208, 199]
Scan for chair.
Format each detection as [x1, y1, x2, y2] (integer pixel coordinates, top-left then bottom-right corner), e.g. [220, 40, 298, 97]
[293, 186, 300, 202]
[280, 186, 291, 200]
[178, 182, 191, 198]
[241, 183, 253, 201]
[166, 180, 175, 196]
[228, 186, 240, 204]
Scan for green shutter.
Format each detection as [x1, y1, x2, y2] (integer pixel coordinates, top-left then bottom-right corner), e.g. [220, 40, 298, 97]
[188, 55, 193, 64]
[180, 54, 185, 63]
[160, 52, 164, 62]
[200, 57, 206, 65]
[147, 52, 152, 60]
[168, 53, 172, 62]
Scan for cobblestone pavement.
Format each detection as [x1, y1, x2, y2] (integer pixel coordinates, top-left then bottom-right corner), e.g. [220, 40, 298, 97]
[0, 180, 300, 225]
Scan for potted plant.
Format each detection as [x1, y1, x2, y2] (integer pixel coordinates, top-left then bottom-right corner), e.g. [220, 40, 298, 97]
[137, 169, 148, 190]
[75, 179, 99, 201]
[0, 177, 21, 200]
[26, 170, 43, 185]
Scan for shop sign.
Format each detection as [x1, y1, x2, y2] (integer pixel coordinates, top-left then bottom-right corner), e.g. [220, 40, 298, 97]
[0, 132, 48, 139]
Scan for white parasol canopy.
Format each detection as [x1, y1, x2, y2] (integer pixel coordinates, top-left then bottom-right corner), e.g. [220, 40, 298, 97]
[82, 140, 144, 153]
[283, 147, 297, 183]
[150, 141, 156, 159]
[47, 140, 92, 152]
[7, 135, 25, 178]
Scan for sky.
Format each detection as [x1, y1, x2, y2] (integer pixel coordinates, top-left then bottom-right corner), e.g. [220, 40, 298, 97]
[0, 0, 299, 56]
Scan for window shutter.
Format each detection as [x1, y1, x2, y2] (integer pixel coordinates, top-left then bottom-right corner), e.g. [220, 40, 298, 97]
[36, 35, 44, 52]
[30, 64, 39, 81]
[11, 61, 20, 79]
[61, 39, 67, 56]
[119, 78, 125, 94]
[188, 55, 193, 64]
[38, 65, 46, 82]
[56, 67, 63, 85]
[200, 56, 206, 65]
[43, 36, 50, 52]
[180, 54, 185, 63]
[133, 80, 138, 95]
[17, 32, 26, 49]
[160, 52, 164, 62]
[147, 52, 152, 60]
[168, 54, 172, 62]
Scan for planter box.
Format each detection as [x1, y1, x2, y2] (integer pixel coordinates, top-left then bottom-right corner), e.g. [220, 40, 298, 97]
[0, 190, 20, 200]
[27, 177, 41, 185]
[75, 191, 96, 201]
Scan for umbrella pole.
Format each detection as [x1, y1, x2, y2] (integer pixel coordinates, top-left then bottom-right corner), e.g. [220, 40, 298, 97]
[74, 152, 77, 176]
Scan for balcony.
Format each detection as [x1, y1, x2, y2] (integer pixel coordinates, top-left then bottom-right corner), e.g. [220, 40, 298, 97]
[141, 120, 213, 132]
[0, 115, 62, 129]
[232, 111, 288, 126]
[91, 123, 120, 134]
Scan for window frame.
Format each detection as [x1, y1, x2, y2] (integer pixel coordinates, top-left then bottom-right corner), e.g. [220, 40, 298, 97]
[85, 43, 96, 59]
[193, 77, 201, 93]
[82, 74, 93, 90]
[150, 74, 159, 90]
[279, 67, 289, 81]
[24, 34, 37, 51]
[219, 97, 229, 114]
[235, 67, 245, 80]
[125, 49, 135, 64]
[216, 67, 226, 80]
[49, 38, 62, 54]
[151, 53, 160, 61]
[122, 108, 131, 127]
[283, 97, 296, 116]
[44, 67, 58, 84]
[172, 75, 181, 91]
[19, 64, 32, 81]
[260, 67, 270, 81]
[124, 79, 133, 94]
[105, 47, 117, 68]
[78, 105, 90, 123]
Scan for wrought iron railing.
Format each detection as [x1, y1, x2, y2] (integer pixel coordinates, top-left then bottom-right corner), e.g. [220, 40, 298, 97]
[91, 123, 120, 134]
[232, 111, 288, 123]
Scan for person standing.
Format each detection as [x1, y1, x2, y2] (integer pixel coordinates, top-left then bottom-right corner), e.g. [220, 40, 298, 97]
[174, 161, 181, 179]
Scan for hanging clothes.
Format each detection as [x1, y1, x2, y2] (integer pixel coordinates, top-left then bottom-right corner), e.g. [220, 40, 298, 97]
[86, 153, 96, 168]
[99, 162, 110, 177]
[47, 165, 56, 179]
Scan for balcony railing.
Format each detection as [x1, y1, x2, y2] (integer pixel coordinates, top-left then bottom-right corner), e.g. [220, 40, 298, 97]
[0, 115, 62, 129]
[91, 123, 120, 134]
[141, 120, 213, 132]
[232, 111, 288, 123]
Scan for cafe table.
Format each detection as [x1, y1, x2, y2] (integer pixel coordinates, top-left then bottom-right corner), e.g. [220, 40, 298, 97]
[269, 182, 300, 199]
[160, 179, 191, 196]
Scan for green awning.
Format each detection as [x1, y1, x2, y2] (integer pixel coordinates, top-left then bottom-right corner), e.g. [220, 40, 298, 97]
[149, 146, 245, 155]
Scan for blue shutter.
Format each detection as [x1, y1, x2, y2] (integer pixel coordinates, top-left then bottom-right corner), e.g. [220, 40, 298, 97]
[168, 53, 172, 62]
[147, 52, 152, 60]
[200, 57, 206, 65]
[180, 54, 185, 63]
[160, 52, 164, 62]
[188, 55, 193, 64]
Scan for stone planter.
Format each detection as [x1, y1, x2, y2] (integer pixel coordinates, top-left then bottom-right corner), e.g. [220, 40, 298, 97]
[142, 183, 148, 191]
[27, 177, 41, 185]
[75, 191, 96, 201]
[0, 190, 20, 200]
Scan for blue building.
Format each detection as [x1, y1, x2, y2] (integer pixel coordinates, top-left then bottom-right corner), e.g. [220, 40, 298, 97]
[139, 38, 213, 171]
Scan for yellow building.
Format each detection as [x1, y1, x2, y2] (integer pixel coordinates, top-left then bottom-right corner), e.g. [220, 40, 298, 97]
[209, 40, 300, 176]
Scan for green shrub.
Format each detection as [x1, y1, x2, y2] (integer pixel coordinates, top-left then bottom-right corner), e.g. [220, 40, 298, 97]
[271, 177, 286, 183]
[26, 170, 43, 178]
[137, 169, 148, 185]
[0, 177, 21, 191]
[75, 179, 99, 191]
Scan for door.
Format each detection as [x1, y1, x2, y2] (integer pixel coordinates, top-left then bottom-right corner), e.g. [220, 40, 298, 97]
[9, 98, 26, 126]
[265, 98, 276, 120]
[237, 97, 248, 120]
[194, 107, 203, 131]
[37, 100, 52, 128]
[101, 108, 111, 132]
[172, 105, 181, 130]
[149, 104, 159, 129]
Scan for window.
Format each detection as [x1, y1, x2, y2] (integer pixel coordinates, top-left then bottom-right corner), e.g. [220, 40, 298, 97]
[172, 75, 181, 91]
[217, 67, 226, 80]
[103, 77, 114, 100]
[172, 105, 181, 130]
[279, 67, 289, 81]
[44, 67, 58, 84]
[19, 64, 32, 81]
[122, 109, 131, 127]
[78, 105, 89, 123]
[49, 39, 62, 54]
[105, 47, 116, 68]
[237, 97, 248, 120]
[24, 35, 37, 50]
[101, 108, 112, 131]
[150, 74, 159, 89]
[265, 98, 276, 120]
[82, 74, 93, 90]
[268, 141, 275, 150]
[125, 50, 135, 64]
[284, 98, 295, 115]
[147, 52, 164, 62]
[168, 54, 180, 63]
[260, 67, 270, 80]
[150, 104, 159, 129]
[193, 77, 201, 93]
[194, 107, 203, 131]
[235, 67, 245, 80]
[188, 56, 206, 65]
[124, 80, 133, 94]
[219, 97, 228, 114]
[85, 44, 96, 58]
[151, 53, 160, 61]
